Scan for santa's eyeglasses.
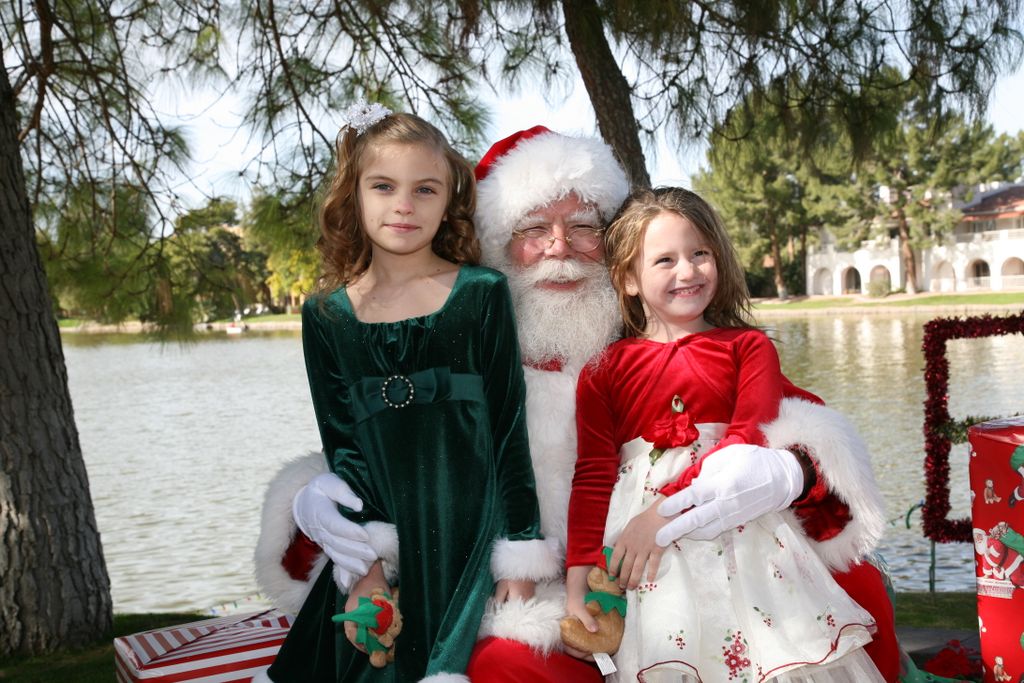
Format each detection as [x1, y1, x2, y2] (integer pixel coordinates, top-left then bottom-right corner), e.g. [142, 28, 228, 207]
[511, 226, 604, 253]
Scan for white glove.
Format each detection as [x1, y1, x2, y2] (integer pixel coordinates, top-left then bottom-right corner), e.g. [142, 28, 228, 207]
[292, 472, 377, 591]
[655, 444, 804, 546]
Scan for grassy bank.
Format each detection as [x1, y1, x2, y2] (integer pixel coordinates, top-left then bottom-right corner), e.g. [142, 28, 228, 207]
[58, 292, 1024, 333]
[0, 593, 978, 681]
[754, 290, 1024, 312]
[893, 591, 978, 629]
[0, 613, 204, 683]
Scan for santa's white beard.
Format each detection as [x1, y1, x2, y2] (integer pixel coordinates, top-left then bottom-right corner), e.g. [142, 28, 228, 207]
[497, 256, 622, 369]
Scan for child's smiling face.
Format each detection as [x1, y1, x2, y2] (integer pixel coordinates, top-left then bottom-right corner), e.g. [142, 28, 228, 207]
[625, 211, 717, 341]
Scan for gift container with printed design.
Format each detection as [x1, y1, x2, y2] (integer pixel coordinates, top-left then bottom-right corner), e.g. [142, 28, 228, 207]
[114, 609, 292, 682]
[968, 417, 1024, 683]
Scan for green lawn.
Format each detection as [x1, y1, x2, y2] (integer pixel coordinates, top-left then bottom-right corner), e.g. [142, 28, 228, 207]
[0, 594, 978, 681]
[248, 313, 301, 323]
[893, 591, 977, 629]
[210, 312, 301, 324]
[755, 291, 1024, 311]
[0, 613, 204, 683]
[57, 292, 1024, 332]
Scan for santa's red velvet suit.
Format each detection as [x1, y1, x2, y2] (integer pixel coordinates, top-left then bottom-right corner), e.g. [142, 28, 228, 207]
[252, 127, 900, 682]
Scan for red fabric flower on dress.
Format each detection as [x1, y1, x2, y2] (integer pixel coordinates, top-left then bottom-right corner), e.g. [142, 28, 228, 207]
[642, 395, 699, 449]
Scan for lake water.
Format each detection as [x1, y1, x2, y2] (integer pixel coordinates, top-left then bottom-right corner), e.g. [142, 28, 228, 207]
[62, 311, 1024, 613]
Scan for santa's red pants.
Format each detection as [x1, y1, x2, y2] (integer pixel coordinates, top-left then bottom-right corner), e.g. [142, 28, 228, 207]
[467, 636, 602, 682]
[833, 561, 900, 683]
[466, 562, 898, 683]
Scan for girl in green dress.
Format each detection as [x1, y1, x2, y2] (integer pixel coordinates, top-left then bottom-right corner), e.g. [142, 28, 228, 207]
[265, 107, 546, 683]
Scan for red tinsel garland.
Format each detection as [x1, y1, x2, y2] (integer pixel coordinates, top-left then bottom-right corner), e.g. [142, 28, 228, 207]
[921, 310, 1024, 543]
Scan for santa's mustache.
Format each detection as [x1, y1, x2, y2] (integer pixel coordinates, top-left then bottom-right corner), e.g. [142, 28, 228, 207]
[518, 258, 591, 286]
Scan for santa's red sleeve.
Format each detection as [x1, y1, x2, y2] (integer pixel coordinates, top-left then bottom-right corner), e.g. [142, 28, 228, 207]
[762, 397, 886, 569]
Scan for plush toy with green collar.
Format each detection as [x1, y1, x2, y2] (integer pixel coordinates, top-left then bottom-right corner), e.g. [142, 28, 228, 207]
[560, 548, 626, 655]
[333, 588, 402, 667]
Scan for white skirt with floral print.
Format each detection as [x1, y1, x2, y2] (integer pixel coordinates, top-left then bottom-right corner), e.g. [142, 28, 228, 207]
[603, 428, 884, 683]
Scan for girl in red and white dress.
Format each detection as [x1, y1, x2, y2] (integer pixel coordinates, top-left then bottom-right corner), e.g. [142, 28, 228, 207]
[566, 187, 884, 682]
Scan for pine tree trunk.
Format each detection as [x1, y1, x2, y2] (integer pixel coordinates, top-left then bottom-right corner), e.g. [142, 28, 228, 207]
[0, 58, 112, 657]
[798, 228, 808, 296]
[770, 228, 788, 299]
[896, 210, 918, 294]
[561, 0, 650, 189]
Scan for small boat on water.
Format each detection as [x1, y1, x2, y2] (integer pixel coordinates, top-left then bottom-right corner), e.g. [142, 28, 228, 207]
[226, 311, 248, 335]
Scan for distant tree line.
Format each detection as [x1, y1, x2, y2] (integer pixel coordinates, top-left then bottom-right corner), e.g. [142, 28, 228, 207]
[37, 190, 322, 323]
[42, 98, 1024, 319]
[697, 76, 1024, 298]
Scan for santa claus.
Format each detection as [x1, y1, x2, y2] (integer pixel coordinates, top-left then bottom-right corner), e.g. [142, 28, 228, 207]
[976, 521, 1024, 588]
[254, 126, 900, 681]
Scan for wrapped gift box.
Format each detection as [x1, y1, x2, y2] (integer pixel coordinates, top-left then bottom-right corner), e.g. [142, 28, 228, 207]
[968, 417, 1024, 683]
[114, 609, 292, 682]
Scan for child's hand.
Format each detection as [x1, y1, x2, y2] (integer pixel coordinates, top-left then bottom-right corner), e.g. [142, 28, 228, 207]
[493, 578, 536, 603]
[564, 596, 599, 634]
[343, 561, 388, 652]
[564, 565, 599, 634]
[563, 642, 596, 662]
[610, 496, 669, 590]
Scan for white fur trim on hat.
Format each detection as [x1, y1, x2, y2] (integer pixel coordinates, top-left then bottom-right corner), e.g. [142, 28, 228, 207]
[253, 452, 329, 615]
[475, 131, 630, 260]
[491, 538, 562, 582]
[763, 398, 887, 571]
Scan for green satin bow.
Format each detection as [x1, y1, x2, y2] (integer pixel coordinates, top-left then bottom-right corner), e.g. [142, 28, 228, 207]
[349, 367, 484, 423]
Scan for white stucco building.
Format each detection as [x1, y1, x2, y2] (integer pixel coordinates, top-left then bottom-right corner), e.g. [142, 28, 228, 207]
[807, 183, 1024, 295]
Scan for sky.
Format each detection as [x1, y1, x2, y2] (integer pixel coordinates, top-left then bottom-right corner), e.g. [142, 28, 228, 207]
[167, 62, 1024, 209]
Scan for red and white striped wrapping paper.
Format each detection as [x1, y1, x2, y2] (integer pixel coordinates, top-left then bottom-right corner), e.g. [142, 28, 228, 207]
[114, 610, 293, 683]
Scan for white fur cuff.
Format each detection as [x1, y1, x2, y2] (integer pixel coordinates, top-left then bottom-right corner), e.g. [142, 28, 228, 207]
[763, 398, 886, 571]
[491, 538, 561, 582]
[419, 675, 470, 683]
[478, 581, 566, 653]
[253, 452, 328, 615]
[365, 521, 400, 584]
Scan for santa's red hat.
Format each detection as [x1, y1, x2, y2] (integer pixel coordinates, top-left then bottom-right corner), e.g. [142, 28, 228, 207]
[474, 126, 630, 261]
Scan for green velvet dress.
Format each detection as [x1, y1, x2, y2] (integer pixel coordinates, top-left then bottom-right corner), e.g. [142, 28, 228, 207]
[268, 265, 542, 682]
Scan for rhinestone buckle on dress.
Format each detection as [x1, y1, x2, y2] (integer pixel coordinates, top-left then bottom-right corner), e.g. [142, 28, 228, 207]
[380, 374, 415, 408]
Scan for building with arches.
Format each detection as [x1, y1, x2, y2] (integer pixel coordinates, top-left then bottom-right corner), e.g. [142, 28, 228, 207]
[806, 183, 1024, 295]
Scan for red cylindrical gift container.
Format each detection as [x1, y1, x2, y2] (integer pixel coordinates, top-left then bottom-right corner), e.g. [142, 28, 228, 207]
[968, 417, 1024, 682]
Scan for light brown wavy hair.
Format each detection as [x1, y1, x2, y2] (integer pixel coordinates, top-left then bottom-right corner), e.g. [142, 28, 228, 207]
[316, 112, 479, 292]
[604, 186, 755, 337]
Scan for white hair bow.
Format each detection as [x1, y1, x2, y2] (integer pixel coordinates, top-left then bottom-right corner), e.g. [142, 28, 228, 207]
[342, 101, 392, 135]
